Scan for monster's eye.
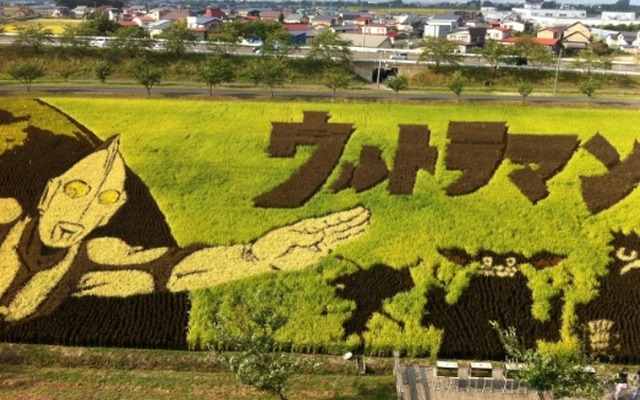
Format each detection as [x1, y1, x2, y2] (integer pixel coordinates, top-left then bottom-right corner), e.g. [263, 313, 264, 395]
[616, 247, 638, 262]
[482, 256, 493, 267]
[64, 180, 90, 199]
[98, 189, 121, 204]
[506, 257, 517, 267]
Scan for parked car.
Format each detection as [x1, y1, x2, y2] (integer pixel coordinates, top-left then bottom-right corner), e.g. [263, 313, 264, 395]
[89, 37, 109, 48]
[389, 52, 408, 60]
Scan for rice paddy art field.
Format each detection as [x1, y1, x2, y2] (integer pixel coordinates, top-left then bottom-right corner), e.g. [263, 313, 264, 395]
[2, 98, 640, 362]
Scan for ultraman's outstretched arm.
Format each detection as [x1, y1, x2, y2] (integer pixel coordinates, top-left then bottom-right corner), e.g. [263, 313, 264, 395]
[167, 206, 371, 291]
[74, 206, 371, 296]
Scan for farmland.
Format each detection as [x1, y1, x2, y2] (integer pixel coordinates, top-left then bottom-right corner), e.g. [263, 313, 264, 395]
[2, 97, 639, 361]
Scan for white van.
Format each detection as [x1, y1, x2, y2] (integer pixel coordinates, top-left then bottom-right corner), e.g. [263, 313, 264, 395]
[389, 52, 408, 60]
[89, 37, 108, 48]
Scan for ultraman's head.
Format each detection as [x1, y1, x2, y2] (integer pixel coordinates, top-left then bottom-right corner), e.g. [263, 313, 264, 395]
[37, 136, 128, 248]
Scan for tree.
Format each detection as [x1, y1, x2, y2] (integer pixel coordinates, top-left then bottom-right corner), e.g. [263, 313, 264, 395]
[324, 67, 352, 98]
[247, 56, 289, 97]
[111, 26, 152, 58]
[94, 60, 113, 83]
[81, 10, 118, 37]
[448, 70, 466, 100]
[307, 30, 353, 66]
[491, 321, 606, 400]
[237, 20, 286, 44]
[386, 74, 409, 97]
[517, 79, 534, 102]
[512, 36, 554, 70]
[580, 77, 600, 100]
[8, 61, 46, 92]
[572, 51, 612, 75]
[207, 22, 241, 56]
[479, 40, 512, 79]
[160, 20, 197, 59]
[12, 23, 54, 55]
[213, 290, 316, 400]
[418, 36, 462, 72]
[59, 24, 94, 58]
[196, 56, 235, 95]
[129, 57, 163, 94]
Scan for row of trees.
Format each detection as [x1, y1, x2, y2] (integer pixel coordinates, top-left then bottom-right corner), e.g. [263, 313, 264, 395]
[1, 13, 618, 98]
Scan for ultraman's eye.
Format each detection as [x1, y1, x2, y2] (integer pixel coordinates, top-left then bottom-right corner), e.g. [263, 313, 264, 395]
[482, 256, 493, 267]
[98, 189, 121, 205]
[64, 180, 90, 199]
[506, 257, 517, 267]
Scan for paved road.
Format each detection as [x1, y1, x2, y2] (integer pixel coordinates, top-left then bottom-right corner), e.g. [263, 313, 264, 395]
[2, 84, 640, 105]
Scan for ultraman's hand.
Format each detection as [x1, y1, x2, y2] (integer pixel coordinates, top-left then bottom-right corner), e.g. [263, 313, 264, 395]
[248, 206, 371, 271]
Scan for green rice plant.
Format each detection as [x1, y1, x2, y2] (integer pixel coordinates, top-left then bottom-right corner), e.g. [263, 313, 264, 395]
[37, 98, 640, 357]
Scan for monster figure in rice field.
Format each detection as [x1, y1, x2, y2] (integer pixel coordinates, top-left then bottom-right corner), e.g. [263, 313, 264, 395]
[422, 248, 566, 360]
[0, 102, 370, 348]
[576, 231, 640, 363]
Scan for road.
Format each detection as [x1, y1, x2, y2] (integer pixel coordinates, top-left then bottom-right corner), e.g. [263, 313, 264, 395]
[1, 83, 640, 105]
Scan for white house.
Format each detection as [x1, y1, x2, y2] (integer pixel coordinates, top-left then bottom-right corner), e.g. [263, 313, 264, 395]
[423, 14, 463, 38]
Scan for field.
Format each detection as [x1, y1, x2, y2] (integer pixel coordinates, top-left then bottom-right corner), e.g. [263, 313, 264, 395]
[2, 97, 640, 364]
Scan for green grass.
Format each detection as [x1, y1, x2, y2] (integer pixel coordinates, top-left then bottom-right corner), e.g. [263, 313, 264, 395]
[33, 97, 640, 357]
[0, 364, 395, 399]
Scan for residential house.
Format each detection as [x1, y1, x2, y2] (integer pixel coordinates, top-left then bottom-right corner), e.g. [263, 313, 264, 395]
[284, 13, 309, 24]
[333, 24, 361, 34]
[503, 36, 562, 53]
[148, 19, 172, 37]
[361, 23, 392, 36]
[354, 15, 373, 27]
[282, 23, 309, 44]
[133, 15, 155, 29]
[309, 14, 337, 29]
[446, 26, 486, 53]
[486, 27, 512, 41]
[51, 6, 70, 18]
[204, 8, 229, 21]
[423, 14, 463, 38]
[72, 5, 91, 18]
[561, 21, 590, 51]
[186, 16, 223, 40]
[605, 31, 639, 54]
[260, 10, 285, 22]
[341, 12, 366, 25]
[161, 10, 193, 23]
[340, 33, 393, 49]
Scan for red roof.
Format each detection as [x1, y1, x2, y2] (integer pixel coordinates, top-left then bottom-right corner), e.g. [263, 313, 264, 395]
[502, 37, 558, 46]
[117, 20, 138, 26]
[283, 23, 309, 31]
[204, 7, 228, 19]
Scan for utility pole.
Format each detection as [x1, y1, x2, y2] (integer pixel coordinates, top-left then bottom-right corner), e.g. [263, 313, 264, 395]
[553, 47, 562, 95]
[376, 50, 383, 89]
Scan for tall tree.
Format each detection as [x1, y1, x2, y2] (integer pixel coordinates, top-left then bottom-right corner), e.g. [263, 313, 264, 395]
[491, 321, 606, 400]
[207, 22, 241, 56]
[386, 75, 409, 98]
[59, 23, 96, 58]
[512, 36, 553, 70]
[307, 30, 353, 66]
[478, 39, 512, 79]
[246, 56, 289, 97]
[81, 10, 118, 37]
[12, 23, 54, 55]
[324, 67, 352, 98]
[160, 20, 197, 59]
[196, 55, 235, 95]
[214, 290, 316, 400]
[8, 61, 46, 92]
[447, 70, 467, 100]
[129, 57, 163, 94]
[418, 36, 462, 72]
[111, 26, 152, 58]
[572, 50, 612, 75]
